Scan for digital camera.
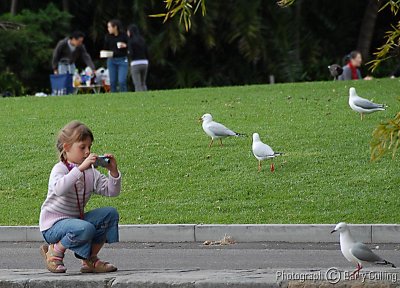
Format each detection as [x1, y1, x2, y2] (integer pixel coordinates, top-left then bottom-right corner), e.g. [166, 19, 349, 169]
[94, 156, 110, 168]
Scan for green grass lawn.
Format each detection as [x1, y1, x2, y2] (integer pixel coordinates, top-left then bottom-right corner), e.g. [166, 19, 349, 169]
[1, 79, 400, 225]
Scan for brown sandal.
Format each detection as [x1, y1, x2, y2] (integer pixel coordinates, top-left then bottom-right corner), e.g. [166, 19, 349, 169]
[80, 256, 117, 273]
[40, 244, 67, 273]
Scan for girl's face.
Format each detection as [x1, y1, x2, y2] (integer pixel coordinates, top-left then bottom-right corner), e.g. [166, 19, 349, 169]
[107, 23, 117, 35]
[64, 138, 92, 164]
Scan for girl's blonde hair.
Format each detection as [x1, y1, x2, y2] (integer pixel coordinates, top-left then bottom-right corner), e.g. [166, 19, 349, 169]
[56, 121, 94, 162]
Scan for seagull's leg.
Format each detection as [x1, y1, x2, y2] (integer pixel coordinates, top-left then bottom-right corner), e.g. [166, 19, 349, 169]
[350, 264, 362, 279]
[360, 113, 364, 121]
[357, 264, 362, 278]
[219, 139, 223, 147]
[270, 162, 275, 172]
[258, 161, 262, 172]
[208, 139, 214, 148]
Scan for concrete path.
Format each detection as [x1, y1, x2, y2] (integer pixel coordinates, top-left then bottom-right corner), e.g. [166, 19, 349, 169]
[1, 242, 400, 287]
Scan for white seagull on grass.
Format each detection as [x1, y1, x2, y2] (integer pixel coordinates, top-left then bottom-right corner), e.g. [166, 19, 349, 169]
[331, 222, 395, 279]
[199, 114, 242, 147]
[348, 87, 385, 120]
[252, 133, 282, 172]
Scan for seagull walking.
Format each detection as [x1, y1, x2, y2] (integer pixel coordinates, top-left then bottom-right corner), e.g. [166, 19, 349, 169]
[331, 222, 395, 279]
[252, 133, 282, 172]
[199, 114, 242, 147]
[348, 87, 385, 120]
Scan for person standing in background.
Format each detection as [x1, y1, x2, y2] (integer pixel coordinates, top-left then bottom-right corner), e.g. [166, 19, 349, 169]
[127, 24, 149, 92]
[104, 20, 128, 92]
[52, 31, 95, 75]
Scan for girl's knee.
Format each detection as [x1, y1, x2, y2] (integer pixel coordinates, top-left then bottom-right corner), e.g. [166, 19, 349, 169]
[104, 206, 119, 221]
[75, 222, 96, 242]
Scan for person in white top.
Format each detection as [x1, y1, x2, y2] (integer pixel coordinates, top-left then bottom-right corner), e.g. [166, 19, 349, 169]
[127, 24, 149, 92]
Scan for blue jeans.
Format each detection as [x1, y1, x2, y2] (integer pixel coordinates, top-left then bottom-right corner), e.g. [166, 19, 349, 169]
[42, 207, 119, 259]
[107, 57, 128, 92]
[58, 63, 76, 75]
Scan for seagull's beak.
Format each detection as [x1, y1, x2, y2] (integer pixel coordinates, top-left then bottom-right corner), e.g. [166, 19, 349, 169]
[330, 229, 336, 234]
[198, 117, 203, 123]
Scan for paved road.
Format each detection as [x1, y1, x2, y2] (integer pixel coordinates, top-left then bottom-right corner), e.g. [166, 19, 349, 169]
[1, 242, 399, 272]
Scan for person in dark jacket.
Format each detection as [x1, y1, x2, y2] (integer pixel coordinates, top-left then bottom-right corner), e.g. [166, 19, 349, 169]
[103, 19, 129, 93]
[52, 31, 95, 75]
[127, 24, 149, 92]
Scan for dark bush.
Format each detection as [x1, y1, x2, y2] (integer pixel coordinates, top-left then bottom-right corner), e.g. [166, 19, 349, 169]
[0, 71, 25, 96]
[0, 4, 71, 95]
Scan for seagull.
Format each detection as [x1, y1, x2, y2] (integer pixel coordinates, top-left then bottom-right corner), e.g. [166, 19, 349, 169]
[252, 133, 283, 172]
[348, 87, 385, 120]
[331, 222, 395, 279]
[199, 114, 242, 147]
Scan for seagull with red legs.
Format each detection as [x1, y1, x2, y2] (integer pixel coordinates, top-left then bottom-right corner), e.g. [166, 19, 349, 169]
[331, 222, 395, 279]
[252, 133, 282, 172]
[199, 113, 242, 147]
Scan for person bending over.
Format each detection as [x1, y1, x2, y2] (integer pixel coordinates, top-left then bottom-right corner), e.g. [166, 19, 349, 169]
[52, 31, 95, 75]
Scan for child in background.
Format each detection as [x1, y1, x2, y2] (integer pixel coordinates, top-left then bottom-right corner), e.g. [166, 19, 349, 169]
[39, 121, 122, 273]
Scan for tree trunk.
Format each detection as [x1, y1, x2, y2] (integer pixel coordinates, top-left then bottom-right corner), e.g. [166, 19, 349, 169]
[357, 0, 381, 61]
[294, 0, 301, 63]
[10, 0, 17, 15]
[62, 0, 69, 12]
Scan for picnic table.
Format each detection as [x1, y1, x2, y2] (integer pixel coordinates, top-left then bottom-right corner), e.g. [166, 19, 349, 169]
[74, 84, 103, 94]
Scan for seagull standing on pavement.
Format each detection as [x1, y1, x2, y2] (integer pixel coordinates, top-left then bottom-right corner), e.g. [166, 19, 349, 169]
[252, 133, 282, 172]
[199, 114, 242, 147]
[348, 87, 385, 120]
[331, 222, 395, 279]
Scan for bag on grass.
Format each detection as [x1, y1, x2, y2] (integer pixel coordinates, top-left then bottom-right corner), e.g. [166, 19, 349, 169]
[50, 74, 74, 96]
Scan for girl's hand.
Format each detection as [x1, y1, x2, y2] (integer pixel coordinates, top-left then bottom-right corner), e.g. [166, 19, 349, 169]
[104, 154, 119, 178]
[79, 153, 97, 172]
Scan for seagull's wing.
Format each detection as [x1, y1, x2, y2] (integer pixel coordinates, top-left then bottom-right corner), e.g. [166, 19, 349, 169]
[350, 242, 383, 263]
[253, 142, 275, 158]
[207, 121, 237, 137]
[352, 96, 384, 109]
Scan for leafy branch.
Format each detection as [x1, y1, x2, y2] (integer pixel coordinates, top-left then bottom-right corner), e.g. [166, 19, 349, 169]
[150, 0, 295, 32]
[150, 0, 206, 32]
[368, 0, 400, 71]
[276, 0, 296, 8]
[371, 112, 400, 161]
[0, 21, 24, 30]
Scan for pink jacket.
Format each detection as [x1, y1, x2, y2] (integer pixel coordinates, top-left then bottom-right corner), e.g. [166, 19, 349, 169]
[39, 161, 121, 231]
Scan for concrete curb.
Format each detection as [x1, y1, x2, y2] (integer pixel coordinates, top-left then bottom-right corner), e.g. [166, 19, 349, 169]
[1, 224, 400, 243]
[1, 268, 399, 288]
